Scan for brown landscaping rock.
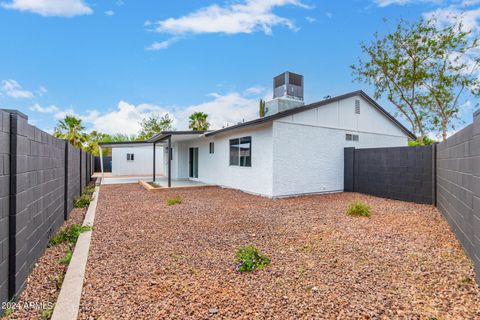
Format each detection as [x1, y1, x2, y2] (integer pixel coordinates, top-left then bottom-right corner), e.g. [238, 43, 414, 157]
[79, 185, 480, 319]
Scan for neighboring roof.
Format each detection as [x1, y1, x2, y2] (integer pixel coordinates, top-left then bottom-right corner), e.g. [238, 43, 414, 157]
[148, 130, 211, 143]
[98, 141, 153, 147]
[99, 131, 212, 147]
[204, 90, 416, 140]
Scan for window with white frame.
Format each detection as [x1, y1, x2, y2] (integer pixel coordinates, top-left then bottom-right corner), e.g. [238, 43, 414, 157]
[229, 136, 251, 167]
[126, 153, 135, 161]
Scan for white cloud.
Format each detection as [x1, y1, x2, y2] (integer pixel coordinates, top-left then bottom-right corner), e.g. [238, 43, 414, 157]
[1, 0, 93, 17]
[30, 103, 58, 113]
[1, 79, 34, 98]
[305, 16, 316, 23]
[325, 12, 333, 18]
[84, 101, 171, 135]
[424, 6, 480, 33]
[48, 89, 264, 135]
[146, 37, 182, 51]
[375, 0, 442, 7]
[462, 0, 480, 6]
[53, 108, 78, 120]
[153, 0, 311, 36]
[174, 92, 259, 129]
[104, 10, 114, 16]
[37, 85, 47, 96]
[244, 86, 265, 95]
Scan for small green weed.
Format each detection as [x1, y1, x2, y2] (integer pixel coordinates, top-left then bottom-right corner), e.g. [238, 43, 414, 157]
[59, 250, 73, 265]
[1, 304, 14, 318]
[83, 184, 95, 195]
[41, 303, 54, 320]
[234, 245, 270, 272]
[52, 273, 65, 290]
[166, 195, 182, 206]
[74, 194, 92, 208]
[50, 224, 92, 246]
[346, 201, 370, 217]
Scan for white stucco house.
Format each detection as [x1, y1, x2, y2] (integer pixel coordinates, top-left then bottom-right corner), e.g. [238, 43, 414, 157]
[109, 144, 164, 176]
[99, 72, 414, 197]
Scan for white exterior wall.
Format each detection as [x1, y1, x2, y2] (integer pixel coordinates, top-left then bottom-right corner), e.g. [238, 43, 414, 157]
[185, 124, 274, 196]
[145, 93, 410, 198]
[112, 146, 164, 176]
[271, 94, 409, 197]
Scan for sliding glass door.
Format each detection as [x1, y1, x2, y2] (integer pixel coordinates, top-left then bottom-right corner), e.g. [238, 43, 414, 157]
[189, 147, 199, 178]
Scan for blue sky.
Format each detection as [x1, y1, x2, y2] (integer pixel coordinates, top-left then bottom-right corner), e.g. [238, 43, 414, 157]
[0, 0, 479, 136]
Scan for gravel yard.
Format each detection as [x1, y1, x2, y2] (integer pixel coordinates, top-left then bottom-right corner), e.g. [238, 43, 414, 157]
[80, 184, 480, 319]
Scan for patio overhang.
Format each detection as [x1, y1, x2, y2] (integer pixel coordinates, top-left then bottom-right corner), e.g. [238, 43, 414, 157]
[148, 130, 211, 144]
[98, 131, 210, 187]
[148, 131, 212, 188]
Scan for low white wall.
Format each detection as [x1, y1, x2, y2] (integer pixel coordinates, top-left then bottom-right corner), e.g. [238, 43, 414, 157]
[272, 121, 408, 197]
[112, 146, 164, 176]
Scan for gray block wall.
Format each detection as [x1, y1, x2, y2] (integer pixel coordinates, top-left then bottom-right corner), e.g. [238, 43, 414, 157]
[0, 111, 10, 309]
[81, 150, 87, 192]
[0, 109, 92, 309]
[67, 144, 81, 215]
[344, 145, 435, 204]
[9, 112, 66, 298]
[437, 110, 480, 282]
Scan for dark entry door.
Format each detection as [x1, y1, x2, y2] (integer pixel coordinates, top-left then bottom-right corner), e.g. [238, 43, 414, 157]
[189, 147, 199, 178]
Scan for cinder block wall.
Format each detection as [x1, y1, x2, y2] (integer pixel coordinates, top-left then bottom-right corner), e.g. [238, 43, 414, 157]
[9, 112, 66, 298]
[0, 111, 10, 308]
[437, 110, 480, 282]
[81, 150, 87, 192]
[67, 144, 81, 215]
[0, 109, 92, 309]
[345, 145, 435, 204]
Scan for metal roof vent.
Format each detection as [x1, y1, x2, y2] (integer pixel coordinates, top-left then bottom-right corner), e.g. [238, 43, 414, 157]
[265, 72, 305, 117]
[273, 71, 304, 101]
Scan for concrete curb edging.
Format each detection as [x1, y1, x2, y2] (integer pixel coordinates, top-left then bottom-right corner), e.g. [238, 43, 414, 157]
[51, 185, 100, 320]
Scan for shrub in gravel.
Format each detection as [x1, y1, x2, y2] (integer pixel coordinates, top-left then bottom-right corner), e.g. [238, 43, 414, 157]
[59, 250, 73, 265]
[166, 195, 182, 206]
[234, 245, 270, 272]
[84, 184, 95, 195]
[347, 201, 370, 217]
[41, 303, 54, 319]
[74, 194, 92, 208]
[50, 224, 92, 246]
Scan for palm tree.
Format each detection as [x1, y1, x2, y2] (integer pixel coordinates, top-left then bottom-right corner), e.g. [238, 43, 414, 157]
[53, 115, 86, 148]
[188, 112, 210, 131]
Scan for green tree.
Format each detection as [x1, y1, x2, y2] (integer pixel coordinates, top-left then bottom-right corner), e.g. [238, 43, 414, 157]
[84, 131, 110, 156]
[259, 99, 266, 118]
[352, 19, 433, 144]
[420, 20, 479, 141]
[53, 115, 86, 148]
[138, 114, 174, 140]
[106, 133, 138, 142]
[188, 112, 210, 131]
[352, 18, 480, 144]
